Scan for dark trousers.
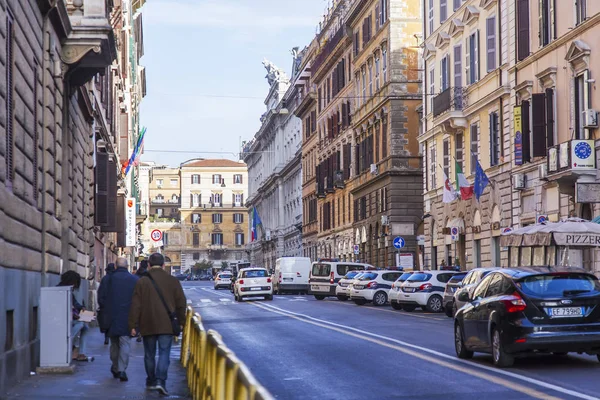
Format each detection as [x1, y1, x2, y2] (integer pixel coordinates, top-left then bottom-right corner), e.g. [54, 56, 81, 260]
[142, 335, 173, 386]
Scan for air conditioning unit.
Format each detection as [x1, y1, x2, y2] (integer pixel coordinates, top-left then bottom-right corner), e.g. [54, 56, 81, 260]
[265, 230, 272, 241]
[381, 215, 389, 226]
[370, 164, 378, 175]
[513, 173, 526, 190]
[538, 164, 548, 180]
[583, 109, 598, 128]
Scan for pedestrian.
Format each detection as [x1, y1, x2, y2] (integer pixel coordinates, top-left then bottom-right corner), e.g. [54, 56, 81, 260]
[135, 259, 148, 277]
[99, 263, 116, 345]
[98, 257, 139, 381]
[57, 270, 90, 362]
[129, 253, 186, 396]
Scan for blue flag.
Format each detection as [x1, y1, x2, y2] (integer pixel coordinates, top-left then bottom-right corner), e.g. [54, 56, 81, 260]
[474, 158, 489, 201]
[251, 207, 262, 242]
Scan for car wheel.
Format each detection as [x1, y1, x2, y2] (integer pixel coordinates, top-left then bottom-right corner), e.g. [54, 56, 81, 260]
[492, 328, 514, 368]
[373, 291, 388, 306]
[354, 299, 367, 306]
[444, 303, 454, 318]
[314, 295, 325, 300]
[336, 295, 348, 301]
[426, 295, 443, 313]
[402, 305, 416, 312]
[454, 323, 473, 359]
[391, 302, 403, 310]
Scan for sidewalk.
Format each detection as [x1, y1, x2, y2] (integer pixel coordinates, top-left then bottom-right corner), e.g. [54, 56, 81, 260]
[2, 327, 190, 400]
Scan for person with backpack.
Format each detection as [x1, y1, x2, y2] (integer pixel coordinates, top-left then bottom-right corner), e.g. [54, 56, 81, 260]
[129, 253, 186, 396]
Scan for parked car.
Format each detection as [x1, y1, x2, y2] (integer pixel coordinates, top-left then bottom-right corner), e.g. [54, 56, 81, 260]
[174, 274, 187, 281]
[233, 268, 273, 301]
[349, 270, 404, 306]
[395, 270, 458, 312]
[273, 257, 311, 294]
[454, 266, 600, 367]
[336, 271, 366, 301]
[389, 272, 415, 310]
[308, 260, 375, 300]
[451, 268, 497, 316]
[443, 272, 468, 317]
[214, 272, 233, 290]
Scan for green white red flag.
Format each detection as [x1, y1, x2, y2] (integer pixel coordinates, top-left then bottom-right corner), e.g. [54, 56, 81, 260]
[455, 161, 473, 200]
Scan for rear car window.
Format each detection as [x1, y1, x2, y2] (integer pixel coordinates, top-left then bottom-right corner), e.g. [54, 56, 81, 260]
[219, 274, 232, 278]
[343, 271, 362, 279]
[337, 264, 366, 276]
[517, 274, 600, 298]
[407, 273, 432, 282]
[358, 272, 378, 281]
[312, 263, 331, 276]
[437, 273, 456, 283]
[396, 272, 413, 282]
[448, 273, 467, 283]
[243, 270, 268, 278]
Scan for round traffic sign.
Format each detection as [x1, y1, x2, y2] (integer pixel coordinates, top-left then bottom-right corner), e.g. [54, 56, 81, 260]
[353, 244, 360, 255]
[450, 227, 459, 236]
[151, 229, 163, 242]
[502, 227, 513, 234]
[393, 236, 405, 249]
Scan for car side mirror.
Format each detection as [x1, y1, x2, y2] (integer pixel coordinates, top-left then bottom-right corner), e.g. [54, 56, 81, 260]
[457, 291, 470, 303]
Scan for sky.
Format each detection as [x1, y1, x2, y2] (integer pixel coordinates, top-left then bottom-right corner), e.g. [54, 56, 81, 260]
[139, 0, 329, 167]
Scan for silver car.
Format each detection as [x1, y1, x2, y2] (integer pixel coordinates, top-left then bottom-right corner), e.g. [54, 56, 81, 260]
[451, 268, 497, 315]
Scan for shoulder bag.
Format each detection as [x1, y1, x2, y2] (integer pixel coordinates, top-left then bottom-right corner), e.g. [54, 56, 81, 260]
[146, 273, 181, 336]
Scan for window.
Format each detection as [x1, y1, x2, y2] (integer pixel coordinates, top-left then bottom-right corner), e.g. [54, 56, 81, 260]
[521, 100, 531, 163]
[30, 306, 38, 341]
[453, 0, 462, 11]
[379, 0, 388, 26]
[489, 112, 500, 166]
[234, 193, 243, 206]
[5, 310, 14, 351]
[474, 239, 481, 266]
[171, 194, 179, 203]
[163, 232, 169, 246]
[453, 44, 462, 90]
[233, 213, 244, 224]
[470, 124, 478, 174]
[5, 12, 14, 188]
[382, 46, 387, 82]
[192, 213, 201, 223]
[375, 56, 380, 91]
[211, 233, 224, 245]
[233, 174, 243, 184]
[156, 208, 164, 217]
[154, 194, 164, 203]
[443, 138, 450, 177]
[466, 31, 479, 85]
[429, 68, 435, 110]
[574, 72, 590, 140]
[192, 232, 200, 246]
[191, 193, 200, 207]
[440, 55, 449, 91]
[484, 274, 505, 297]
[156, 179, 163, 187]
[486, 16, 496, 72]
[170, 179, 178, 186]
[211, 192, 222, 206]
[429, 144, 437, 189]
[382, 115, 388, 159]
[368, 61, 373, 97]
[212, 174, 222, 184]
[473, 274, 493, 299]
[191, 174, 200, 184]
[440, 0, 447, 23]
[428, 0, 434, 34]
[539, 0, 555, 47]
[575, 0, 587, 25]
[532, 89, 555, 154]
[361, 68, 366, 101]
[235, 233, 245, 246]
[517, 0, 530, 61]
[193, 252, 200, 260]
[212, 213, 223, 224]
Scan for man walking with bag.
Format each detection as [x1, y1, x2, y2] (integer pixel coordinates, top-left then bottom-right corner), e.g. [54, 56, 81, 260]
[98, 257, 139, 381]
[129, 253, 186, 396]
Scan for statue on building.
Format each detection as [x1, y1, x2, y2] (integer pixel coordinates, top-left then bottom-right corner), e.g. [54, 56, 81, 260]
[262, 58, 287, 86]
[290, 46, 305, 78]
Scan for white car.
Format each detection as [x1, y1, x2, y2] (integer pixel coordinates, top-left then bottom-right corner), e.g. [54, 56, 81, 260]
[389, 271, 415, 310]
[349, 270, 404, 306]
[214, 272, 233, 290]
[233, 268, 273, 301]
[335, 271, 366, 301]
[309, 261, 374, 300]
[395, 270, 458, 312]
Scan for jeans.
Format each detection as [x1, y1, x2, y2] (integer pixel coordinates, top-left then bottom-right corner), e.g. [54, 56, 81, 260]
[143, 335, 172, 387]
[71, 321, 88, 356]
[109, 336, 131, 372]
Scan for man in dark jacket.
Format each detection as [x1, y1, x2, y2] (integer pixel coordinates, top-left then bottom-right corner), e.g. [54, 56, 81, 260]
[98, 257, 139, 381]
[129, 253, 186, 396]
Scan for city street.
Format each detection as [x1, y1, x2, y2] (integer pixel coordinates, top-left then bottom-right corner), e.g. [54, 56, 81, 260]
[183, 281, 600, 400]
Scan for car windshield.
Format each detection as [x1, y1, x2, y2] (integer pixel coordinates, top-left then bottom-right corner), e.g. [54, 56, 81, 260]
[396, 272, 412, 282]
[358, 272, 378, 281]
[517, 274, 600, 298]
[220, 274, 232, 279]
[243, 270, 268, 278]
[337, 264, 366, 275]
[449, 273, 467, 283]
[343, 271, 362, 279]
[312, 263, 331, 276]
[407, 273, 432, 282]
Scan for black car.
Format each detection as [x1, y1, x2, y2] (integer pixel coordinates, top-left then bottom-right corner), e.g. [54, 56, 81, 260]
[454, 266, 600, 367]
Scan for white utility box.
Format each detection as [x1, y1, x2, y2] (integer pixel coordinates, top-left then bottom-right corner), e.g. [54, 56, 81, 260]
[40, 286, 72, 367]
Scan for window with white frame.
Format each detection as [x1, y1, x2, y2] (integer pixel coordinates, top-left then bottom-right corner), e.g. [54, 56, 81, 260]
[489, 112, 500, 166]
[382, 46, 387, 82]
[466, 31, 480, 85]
[470, 123, 479, 174]
[440, 55, 449, 91]
[211, 233, 223, 245]
[212, 174, 222, 184]
[368, 61, 373, 97]
[574, 71, 590, 140]
[361, 68, 366, 101]
[191, 174, 200, 184]
[428, 0, 434, 35]
[539, 0, 555, 47]
[233, 213, 244, 224]
[192, 213, 201, 224]
[156, 208, 164, 217]
[235, 233, 245, 246]
[211, 192, 222, 206]
[192, 193, 200, 207]
[453, 44, 462, 89]
[429, 68, 435, 111]
[170, 179, 178, 186]
[234, 193, 243, 206]
[212, 213, 223, 224]
[429, 143, 437, 190]
[156, 179, 163, 187]
[375, 55, 380, 91]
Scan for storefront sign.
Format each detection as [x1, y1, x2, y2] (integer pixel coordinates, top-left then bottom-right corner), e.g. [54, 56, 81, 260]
[571, 140, 596, 169]
[125, 197, 136, 247]
[554, 233, 600, 246]
[514, 106, 522, 165]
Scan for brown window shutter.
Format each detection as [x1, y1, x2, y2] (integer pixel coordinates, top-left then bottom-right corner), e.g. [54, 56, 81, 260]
[517, 0, 530, 61]
[311, 111, 316, 132]
[531, 93, 546, 157]
[545, 88, 554, 148]
[521, 100, 531, 163]
[95, 151, 109, 226]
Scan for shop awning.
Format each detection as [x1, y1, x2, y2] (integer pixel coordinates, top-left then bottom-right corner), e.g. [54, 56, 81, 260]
[500, 218, 600, 247]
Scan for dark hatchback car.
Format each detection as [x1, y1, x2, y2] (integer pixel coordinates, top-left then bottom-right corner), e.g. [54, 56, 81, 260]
[454, 266, 600, 367]
[442, 272, 467, 317]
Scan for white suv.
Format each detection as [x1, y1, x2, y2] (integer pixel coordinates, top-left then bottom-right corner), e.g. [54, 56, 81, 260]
[233, 268, 273, 301]
[395, 270, 458, 312]
[349, 270, 403, 306]
[335, 271, 366, 301]
[214, 272, 233, 290]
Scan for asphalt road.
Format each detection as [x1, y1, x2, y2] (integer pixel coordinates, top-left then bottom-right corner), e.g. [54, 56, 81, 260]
[183, 281, 600, 400]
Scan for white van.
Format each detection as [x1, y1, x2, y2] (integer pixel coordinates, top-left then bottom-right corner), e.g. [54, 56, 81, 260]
[273, 257, 312, 294]
[308, 260, 375, 300]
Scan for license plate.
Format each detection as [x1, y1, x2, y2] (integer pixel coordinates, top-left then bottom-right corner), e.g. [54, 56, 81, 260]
[311, 285, 329, 292]
[250, 287, 261, 291]
[283, 278, 293, 282]
[550, 307, 583, 317]
[404, 288, 414, 293]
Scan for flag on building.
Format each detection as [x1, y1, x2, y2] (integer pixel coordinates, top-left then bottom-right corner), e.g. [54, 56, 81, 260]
[442, 170, 457, 203]
[122, 127, 147, 175]
[455, 161, 473, 200]
[251, 207, 263, 242]
[474, 157, 490, 201]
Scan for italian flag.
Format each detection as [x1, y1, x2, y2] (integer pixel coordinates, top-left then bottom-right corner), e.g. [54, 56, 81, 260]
[455, 161, 473, 200]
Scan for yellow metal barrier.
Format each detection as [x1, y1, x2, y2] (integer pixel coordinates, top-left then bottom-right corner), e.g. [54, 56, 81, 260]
[180, 306, 273, 400]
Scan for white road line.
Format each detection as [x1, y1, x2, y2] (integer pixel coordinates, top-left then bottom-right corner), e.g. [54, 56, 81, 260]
[186, 299, 192, 304]
[200, 299, 212, 303]
[219, 298, 232, 302]
[254, 302, 600, 400]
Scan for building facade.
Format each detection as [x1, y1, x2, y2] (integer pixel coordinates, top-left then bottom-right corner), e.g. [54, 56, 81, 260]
[243, 55, 304, 269]
[179, 159, 249, 272]
[0, 0, 146, 392]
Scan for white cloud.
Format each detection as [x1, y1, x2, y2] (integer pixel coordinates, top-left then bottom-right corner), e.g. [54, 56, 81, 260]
[143, 0, 319, 31]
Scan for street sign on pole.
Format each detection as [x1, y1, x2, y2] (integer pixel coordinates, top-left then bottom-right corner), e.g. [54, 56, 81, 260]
[151, 229, 163, 242]
[353, 244, 360, 255]
[393, 236, 405, 249]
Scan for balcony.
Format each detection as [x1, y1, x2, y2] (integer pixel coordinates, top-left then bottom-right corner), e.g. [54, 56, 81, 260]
[63, 0, 117, 86]
[311, 25, 347, 75]
[432, 87, 468, 133]
[315, 182, 325, 198]
[334, 171, 345, 189]
[547, 139, 597, 192]
[136, 202, 147, 224]
[209, 244, 227, 251]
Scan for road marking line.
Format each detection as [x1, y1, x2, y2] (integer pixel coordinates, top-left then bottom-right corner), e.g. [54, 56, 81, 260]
[200, 299, 212, 303]
[328, 300, 447, 321]
[219, 298, 232, 302]
[253, 302, 598, 400]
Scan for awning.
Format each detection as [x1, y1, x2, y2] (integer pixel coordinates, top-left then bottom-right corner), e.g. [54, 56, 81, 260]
[593, 216, 600, 224]
[500, 218, 600, 247]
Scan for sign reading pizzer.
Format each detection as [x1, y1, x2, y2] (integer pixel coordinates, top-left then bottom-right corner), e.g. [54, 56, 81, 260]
[554, 233, 600, 246]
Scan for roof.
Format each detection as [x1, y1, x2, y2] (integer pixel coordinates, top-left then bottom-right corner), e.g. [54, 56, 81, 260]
[497, 266, 590, 279]
[182, 159, 246, 168]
